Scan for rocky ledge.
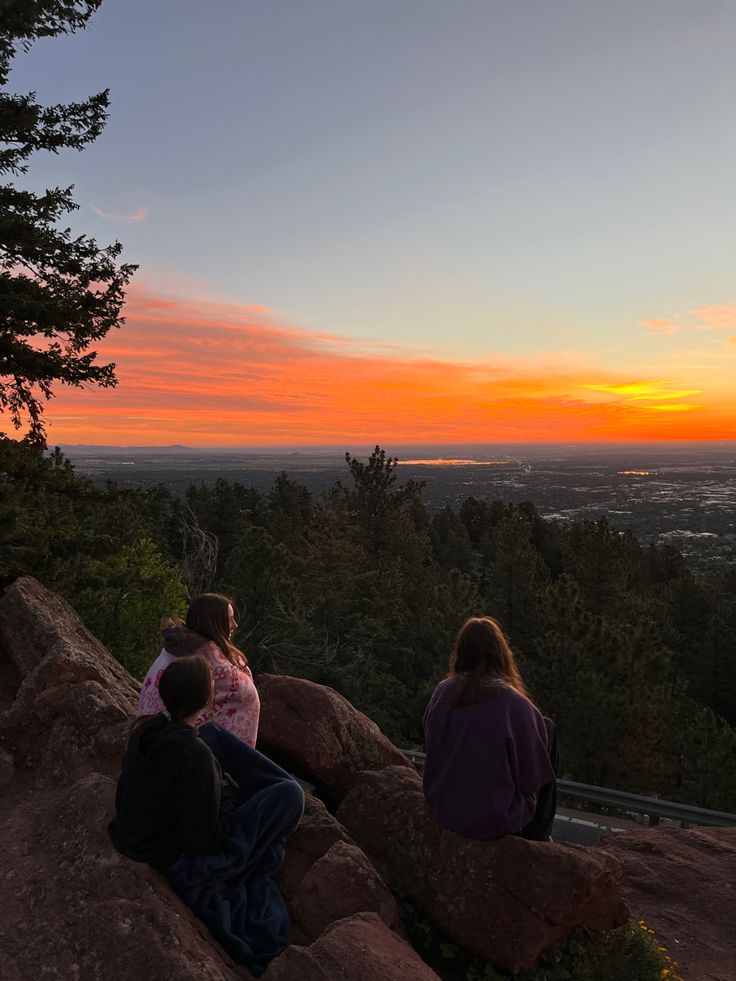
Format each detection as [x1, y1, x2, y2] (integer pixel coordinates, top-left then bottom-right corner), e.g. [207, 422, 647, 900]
[0, 577, 728, 980]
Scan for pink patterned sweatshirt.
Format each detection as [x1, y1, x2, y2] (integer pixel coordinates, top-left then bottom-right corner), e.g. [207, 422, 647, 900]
[138, 629, 260, 747]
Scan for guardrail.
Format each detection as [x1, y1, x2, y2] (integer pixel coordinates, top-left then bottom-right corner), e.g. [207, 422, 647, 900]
[399, 749, 736, 829]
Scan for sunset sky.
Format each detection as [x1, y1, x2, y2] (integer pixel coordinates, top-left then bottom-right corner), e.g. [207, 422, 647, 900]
[10, 0, 736, 445]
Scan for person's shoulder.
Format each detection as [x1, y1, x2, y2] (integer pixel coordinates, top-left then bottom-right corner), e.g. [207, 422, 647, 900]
[145, 649, 173, 673]
[429, 676, 459, 703]
[176, 727, 216, 765]
[503, 687, 543, 720]
[199, 640, 227, 661]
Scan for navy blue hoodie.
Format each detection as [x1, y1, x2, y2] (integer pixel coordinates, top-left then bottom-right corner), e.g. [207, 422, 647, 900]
[109, 721, 239, 871]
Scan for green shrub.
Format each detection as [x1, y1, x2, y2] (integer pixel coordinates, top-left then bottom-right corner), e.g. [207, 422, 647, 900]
[400, 891, 681, 981]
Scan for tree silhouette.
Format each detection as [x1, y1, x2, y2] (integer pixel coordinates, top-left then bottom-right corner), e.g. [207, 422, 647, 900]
[0, 0, 136, 445]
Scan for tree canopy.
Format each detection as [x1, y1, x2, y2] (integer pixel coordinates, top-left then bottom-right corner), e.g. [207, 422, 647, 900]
[0, 0, 136, 446]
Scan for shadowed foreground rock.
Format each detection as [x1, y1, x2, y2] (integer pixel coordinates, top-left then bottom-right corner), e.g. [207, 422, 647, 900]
[0, 578, 246, 981]
[1, 771, 248, 981]
[277, 794, 355, 902]
[264, 913, 440, 981]
[0, 579, 435, 980]
[256, 673, 412, 804]
[596, 827, 736, 981]
[337, 765, 629, 975]
[291, 840, 401, 941]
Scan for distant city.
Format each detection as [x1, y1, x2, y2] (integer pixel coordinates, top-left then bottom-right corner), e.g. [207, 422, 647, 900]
[61, 443, 736, 569]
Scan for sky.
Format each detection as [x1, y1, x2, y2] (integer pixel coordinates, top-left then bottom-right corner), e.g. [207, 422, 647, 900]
[8, 0, 736, 445]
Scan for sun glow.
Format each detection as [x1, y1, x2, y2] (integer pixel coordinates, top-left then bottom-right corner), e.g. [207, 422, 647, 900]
[33, 286, 736, 446]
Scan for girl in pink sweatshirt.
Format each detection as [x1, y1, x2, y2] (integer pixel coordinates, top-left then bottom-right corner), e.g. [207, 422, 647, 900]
[139, 593, 260, 747]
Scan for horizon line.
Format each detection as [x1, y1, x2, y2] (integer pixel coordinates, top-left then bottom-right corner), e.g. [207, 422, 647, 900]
[54, 438, 736, 451]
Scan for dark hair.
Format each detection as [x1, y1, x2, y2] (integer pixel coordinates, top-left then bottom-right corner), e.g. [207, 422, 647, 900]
[133, 656, 213, 735]
[185, 592, 247, 668]
[448, 616, 531, 707]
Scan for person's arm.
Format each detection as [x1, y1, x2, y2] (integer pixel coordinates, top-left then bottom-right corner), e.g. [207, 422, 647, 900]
[174, 740, 231, 855]
[138, 658, 167, 716]
[506, 697, 556, 798]
[200, 645, 260, 747]
[423, 678, 454, 749]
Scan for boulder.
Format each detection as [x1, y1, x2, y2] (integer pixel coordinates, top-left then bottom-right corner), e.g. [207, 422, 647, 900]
[290, 840, 401, 941]
[596, 827, 736, 981]
[263, 913, 440, 981]
[0, 770, 248, 981]
[277, 793, 356, 902]
[255, 673, 412, 804]
[0, 577, 138, 782]
[0, 578, 419, 979]
[337, 765, 628, 974]
[0, 575, 138, 698]
[0, 578, 247, 980]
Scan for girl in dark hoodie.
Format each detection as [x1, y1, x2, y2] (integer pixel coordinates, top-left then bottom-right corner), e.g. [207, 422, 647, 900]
[110, 657, 304, 974]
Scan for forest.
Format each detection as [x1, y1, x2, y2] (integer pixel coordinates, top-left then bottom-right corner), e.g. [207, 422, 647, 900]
[2, 435, 736, 811]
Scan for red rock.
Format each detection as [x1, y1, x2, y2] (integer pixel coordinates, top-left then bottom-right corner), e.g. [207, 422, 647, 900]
[0, 576, 138, 699]
[255, 673, 412, 804]
[0, 578, 249, 980]
[277, 793, 355, 902]
[291, 840, 401, 941]
[337, 765, 628, 974]
[0, 770, 249, 981]
[0, 577, 139, 782]
[596, 827, 736, 981]
[264, 912, 440, 981]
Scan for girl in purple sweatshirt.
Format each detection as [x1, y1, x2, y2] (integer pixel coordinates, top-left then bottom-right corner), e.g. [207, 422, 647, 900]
[423, 616, 557, 841]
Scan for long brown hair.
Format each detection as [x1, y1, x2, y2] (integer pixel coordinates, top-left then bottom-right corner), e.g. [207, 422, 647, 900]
[448, 616, 530, 707]
[133, 656, 214, 735]
[186, 592, 248, 668]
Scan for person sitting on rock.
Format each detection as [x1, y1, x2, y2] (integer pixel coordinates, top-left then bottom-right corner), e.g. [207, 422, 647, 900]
[139, 592, 260, 747]
[109, 655, 304, 975]
[423, 616, 558, 841]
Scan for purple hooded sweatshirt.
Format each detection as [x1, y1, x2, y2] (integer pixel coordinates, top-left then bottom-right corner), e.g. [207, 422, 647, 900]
[422, 677, 555, 840]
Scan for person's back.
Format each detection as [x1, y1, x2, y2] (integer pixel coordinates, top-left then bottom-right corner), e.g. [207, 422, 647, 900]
[422, 616, 557, 841]
[423, 675, 553, 839]
[109, 719, 235, 870]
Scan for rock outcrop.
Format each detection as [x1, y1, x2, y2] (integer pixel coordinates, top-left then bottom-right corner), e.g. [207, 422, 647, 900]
[0, 576, 138, 783]
[255, 672, 413, 803]
[264, 913, 439, 981]
[0, 578, 246, 981]
[10, 575, 697, 981]
[337, 765, 628, 975]
[0, 579, 432, 979]
[276, 793, 356, 903]
[290, 840, 402, 941]
[596, 827, 736, 981]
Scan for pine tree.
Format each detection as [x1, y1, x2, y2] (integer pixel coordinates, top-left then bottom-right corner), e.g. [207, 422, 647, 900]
[1, 0, 136, 445]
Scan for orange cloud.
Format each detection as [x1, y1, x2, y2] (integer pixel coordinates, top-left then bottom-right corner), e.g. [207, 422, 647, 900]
[693, 305, 736, 330]
[642, 318, 679, 336]
[32, 286, 736, 445]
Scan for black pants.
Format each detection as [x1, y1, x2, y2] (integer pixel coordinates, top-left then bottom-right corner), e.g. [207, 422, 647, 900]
[520, 718, 559, 842]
